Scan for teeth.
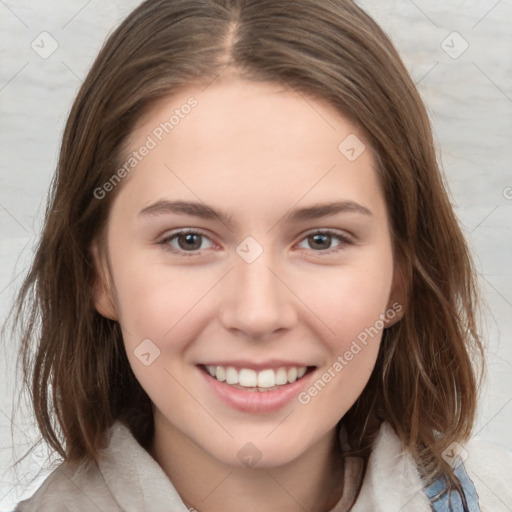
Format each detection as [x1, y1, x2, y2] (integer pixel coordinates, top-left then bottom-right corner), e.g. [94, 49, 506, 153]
[225, 366, 239, 384]
[287, 367, 297, 383]
[239, 369, 257, 387]
[216, 366, 226, 382]
[205, 365, 309, 388]
[275, 367, 288, 385]
[257, 369, 275, 388]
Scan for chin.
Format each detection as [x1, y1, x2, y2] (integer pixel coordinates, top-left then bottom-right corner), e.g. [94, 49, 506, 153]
[206, 428, 315, 470]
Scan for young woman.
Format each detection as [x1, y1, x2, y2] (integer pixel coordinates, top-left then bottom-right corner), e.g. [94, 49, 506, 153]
[9, 0, 511, 510]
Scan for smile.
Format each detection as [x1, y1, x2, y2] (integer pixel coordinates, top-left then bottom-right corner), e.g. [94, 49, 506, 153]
[198, 363, 316, 413]
[203, 364, 308, 391]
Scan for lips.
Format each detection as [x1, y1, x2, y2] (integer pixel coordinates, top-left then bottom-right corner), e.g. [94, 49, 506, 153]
[198, 362, 316, 412]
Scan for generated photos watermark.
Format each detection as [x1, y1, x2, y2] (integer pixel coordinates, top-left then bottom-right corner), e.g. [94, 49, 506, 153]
[297, 301, 403, 405]
[93, 96, 198, 200]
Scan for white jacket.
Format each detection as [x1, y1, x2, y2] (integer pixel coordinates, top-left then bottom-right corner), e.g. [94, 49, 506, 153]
[15, 420, 512, 511]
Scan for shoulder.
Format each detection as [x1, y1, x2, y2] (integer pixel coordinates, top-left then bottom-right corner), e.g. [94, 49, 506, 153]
[462, 437, 512, 511]
[14, 422, 130, 512]
[14, 459, 121, 512]
[14, 421, 188, 512]
[355, 422, 512, 512]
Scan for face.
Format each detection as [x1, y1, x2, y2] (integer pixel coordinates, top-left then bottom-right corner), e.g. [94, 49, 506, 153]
[93, 76, 403, 468]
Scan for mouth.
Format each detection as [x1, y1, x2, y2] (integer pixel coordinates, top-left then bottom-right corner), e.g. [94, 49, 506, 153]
[198, 363, 316, 392]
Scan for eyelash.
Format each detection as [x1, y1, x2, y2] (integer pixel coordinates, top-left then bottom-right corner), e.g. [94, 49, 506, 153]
[157, 228, 353, 257]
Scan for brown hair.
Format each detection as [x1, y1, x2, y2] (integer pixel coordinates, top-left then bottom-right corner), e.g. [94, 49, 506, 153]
[7, 0, 484, 506]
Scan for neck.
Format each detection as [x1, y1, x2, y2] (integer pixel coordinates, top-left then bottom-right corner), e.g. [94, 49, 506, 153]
[150, 417, 346, 512]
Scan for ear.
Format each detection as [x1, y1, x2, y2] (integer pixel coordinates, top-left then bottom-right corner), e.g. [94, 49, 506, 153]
[90, 242, 118, 321]
[384, 261, 406, 328]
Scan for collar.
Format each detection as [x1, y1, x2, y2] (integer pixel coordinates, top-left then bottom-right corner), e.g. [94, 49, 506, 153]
[98, 420, 432, 512]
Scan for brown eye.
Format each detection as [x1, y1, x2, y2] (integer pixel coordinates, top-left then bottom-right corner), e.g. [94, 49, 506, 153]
[159, 230, 215, 255]
[297, 230, 352, 254]
[176, 232, 203, 251]
[308, 233, 334, 250]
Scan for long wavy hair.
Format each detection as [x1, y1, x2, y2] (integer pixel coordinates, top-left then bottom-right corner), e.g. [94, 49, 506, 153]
[6, 0, 484, 506]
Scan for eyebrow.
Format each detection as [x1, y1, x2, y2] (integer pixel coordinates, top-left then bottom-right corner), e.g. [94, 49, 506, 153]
[138, 199, 372, 227]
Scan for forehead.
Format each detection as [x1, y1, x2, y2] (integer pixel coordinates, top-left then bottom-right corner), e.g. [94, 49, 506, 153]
[115, 77, 385, 224]
[131, 78, 359, 160]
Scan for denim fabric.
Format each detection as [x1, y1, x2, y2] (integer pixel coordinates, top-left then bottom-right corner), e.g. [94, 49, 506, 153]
[424, 457, 480, 511]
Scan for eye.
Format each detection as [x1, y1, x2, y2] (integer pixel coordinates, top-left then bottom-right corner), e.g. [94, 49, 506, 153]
[158, 229, 215, 255]
[158, 228, 353, 257]
[296, 230, 353, 254]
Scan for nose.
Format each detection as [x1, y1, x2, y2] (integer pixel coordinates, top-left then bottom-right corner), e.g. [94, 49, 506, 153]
[218, 249, 297, 339]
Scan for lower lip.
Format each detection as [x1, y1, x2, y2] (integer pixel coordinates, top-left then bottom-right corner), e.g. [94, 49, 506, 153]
[198, 366, 315, 413]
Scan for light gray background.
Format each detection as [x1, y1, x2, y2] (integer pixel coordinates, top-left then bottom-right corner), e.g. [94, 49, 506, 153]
[1, 1, 511, 510]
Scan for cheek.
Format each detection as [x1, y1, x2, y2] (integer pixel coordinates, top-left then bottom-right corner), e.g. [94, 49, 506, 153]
[113, 266, 205, 344]
[295, 266, 392, 418]
[299, 253, 394, 348]
[108, 237, 221, 363]
[110, 258, 210, 408]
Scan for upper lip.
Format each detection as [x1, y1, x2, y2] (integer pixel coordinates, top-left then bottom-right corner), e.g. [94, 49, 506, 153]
[198, 360, 315, 371]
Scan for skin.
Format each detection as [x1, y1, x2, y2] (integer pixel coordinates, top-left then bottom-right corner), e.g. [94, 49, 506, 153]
[93, 75, 404, 512]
